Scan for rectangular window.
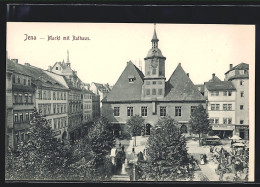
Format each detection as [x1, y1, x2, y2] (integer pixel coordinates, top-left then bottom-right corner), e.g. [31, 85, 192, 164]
[53, 92, 56, 100]
[152, 89, 156, 95]
[241, 91, 244, 97]
[57, 105, 60, 113]
[152, 81, 156, 85]
[25, 94, 28, 103]
[19, 94, 23, 103]
[211, 104, 215, 111]
[57, 92, 60, 100]
[28, 80, 30, 86]
[54, 119, 57, 129]
[215, 118, 219, 124]
[228, 118, 232, 124]
[175, 106, 182, 116]
[239, 70, 244, 74]
[29, 94, 32, 103]
[61, 105, 63, 113]
[64, 93, 66, 100]
[191, 106, 196, 114]
[61, 92, 63, 100]
[20, 113, 23, 122]
[14, 114, 18, 122]
[216, 104, 220, 110]
[146, 89, 150, 95]
[223, 91, 227, 96]
[25, 113, 29, 121]
[38, 90, 42, 99]
[240, 120, 244, 124]
[53, 104, 56, 114]
[228, 104, 232, 110]
[240, 105, 244, 110]
[114, 107, 120, 116]
[18, 77, 20, 84]
[64, 105, 66, 113]
[29, 112, 33, 120]
[158, 89, 163, 95]
[141, 106, 147, 117]
[211, 92, 214, 96]
[209, 118, 214, 124]
[228, 91, 232, 96]
[127, 107, 133, 117]
[215, 91, 219, 96]
[23, 79, 26, 85]
[160, 106, 166, 116]
[240, 80, 244, 85]
[14, 94, 18, 103]
[223, 104, 227, 110]
[223, 118, 227, 124]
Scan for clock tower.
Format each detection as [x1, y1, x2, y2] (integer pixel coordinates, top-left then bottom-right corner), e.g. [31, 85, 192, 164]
[142, 24, 166, 100]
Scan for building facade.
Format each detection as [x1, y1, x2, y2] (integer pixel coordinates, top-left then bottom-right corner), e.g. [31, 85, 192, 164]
[6, 59, 35, 149]
[204, 73, 236, 138]
[225, 63, 249, 139]
[102, 26, 206, 135]
[90, 82, 111, 111]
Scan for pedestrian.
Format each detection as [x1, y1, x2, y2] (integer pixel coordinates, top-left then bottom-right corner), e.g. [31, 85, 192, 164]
[119, 142, 121, 148]
[122, 145, 125, 152]
[203, 154, 207, 164]
[200, 154, 205, 165]
[210, 146, 213, 153]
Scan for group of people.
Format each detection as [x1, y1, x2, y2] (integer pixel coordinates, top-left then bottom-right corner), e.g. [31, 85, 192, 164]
[212, 145, 249, 181]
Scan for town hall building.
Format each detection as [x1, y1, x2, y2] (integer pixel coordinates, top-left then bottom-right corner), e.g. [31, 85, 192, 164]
[102, 25, 206, 135]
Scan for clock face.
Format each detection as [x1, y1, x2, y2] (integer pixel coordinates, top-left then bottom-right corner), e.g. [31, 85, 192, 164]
[151, 59, 158, 68]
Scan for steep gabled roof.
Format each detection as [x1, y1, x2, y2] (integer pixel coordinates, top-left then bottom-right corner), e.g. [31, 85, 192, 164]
[104, 61, 144, 102]
[205, 81, 236, 91]
[164, 63, 205, 101]
[7, 60, 68, 90]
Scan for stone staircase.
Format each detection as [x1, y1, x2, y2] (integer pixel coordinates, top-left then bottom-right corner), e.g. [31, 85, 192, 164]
[111, 174, 130, 181]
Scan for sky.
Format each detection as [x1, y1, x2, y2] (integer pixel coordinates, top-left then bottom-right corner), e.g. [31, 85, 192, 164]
[6, 22, 255, 86]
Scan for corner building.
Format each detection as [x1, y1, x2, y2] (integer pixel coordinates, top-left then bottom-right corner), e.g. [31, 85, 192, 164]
[102, 26, 206, 135]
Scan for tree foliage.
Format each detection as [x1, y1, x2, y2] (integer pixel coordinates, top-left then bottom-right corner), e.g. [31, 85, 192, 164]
[126, 115, 144, 136]
[5, 110, 115, 181]
[189, 104, 211, 144]
[139, 116, 194, 181]
[5, 109, 72, 180]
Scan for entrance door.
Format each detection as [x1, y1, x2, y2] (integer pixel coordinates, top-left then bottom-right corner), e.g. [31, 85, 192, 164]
[145, 124, 151, 135]
[240, 130, 245, 139]
[62, 131, 67, 140]
[180, 125, 188, 134]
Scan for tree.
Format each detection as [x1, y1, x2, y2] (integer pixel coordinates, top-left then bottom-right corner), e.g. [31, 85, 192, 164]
[189, 104, 211, 146]
[126, 115, 144, 146]
[86, 116, 115, 180]
[140, 116, 194, 181]
[5, 108, 72, 180]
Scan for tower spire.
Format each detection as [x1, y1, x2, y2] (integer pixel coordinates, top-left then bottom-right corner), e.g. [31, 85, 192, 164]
[151, 23, 159, 48]
[67, 50, 70, 63]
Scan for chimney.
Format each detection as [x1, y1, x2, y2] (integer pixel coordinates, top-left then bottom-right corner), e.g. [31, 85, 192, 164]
[24, 63, 30, 66]
[187, 73, 189, 77]
[48, 66, 52, 71]
[230, 64, 233, 70]
[212, 73, 215, 79]
[11, 59, 18, 64]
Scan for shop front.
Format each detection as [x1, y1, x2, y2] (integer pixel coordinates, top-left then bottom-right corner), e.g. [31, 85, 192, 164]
[211, 125, 235, 139]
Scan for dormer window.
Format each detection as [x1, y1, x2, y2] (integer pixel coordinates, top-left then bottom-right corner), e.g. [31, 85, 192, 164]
[239, 70, 244, 75]
[56, 67, 58, 70]
[128, 75, 135, 83]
